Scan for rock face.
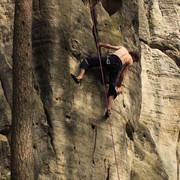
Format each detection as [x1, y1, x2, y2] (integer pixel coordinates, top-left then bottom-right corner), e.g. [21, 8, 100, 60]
[0, 0, 180, 179]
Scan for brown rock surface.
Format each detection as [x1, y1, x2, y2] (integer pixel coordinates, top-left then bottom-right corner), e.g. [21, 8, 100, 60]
[0, 0, 179, 179]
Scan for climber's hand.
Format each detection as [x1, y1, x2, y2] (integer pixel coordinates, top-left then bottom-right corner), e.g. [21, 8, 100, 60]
[116, 86, 122, 95]
[97, 42, 103, 47]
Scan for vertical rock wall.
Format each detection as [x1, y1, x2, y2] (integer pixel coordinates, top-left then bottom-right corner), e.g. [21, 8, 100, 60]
[0, 0, 179, 179]
[137, 1, 180, 180]
[32, 0, 141, 179]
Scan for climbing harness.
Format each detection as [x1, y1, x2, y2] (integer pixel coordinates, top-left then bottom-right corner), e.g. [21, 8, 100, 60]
[89, 0, 120, 179]
[106, 56, 110, 64]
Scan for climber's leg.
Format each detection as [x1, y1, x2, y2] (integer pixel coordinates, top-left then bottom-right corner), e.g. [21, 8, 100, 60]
[104, 71, 119, 118]
[108, 95, 114, 110]
[71, 56, 107, 84]
[104, 95, 115, 118]
[77, 68, 85, 79]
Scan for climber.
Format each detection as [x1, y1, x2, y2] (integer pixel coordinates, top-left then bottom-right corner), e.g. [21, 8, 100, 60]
[71, 42, 139, 118]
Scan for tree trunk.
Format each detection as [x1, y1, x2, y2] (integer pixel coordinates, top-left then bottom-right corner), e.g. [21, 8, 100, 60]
[11, 0, 34, 179]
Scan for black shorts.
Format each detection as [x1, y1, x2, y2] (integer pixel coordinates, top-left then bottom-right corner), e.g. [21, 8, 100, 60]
[80, 55, 122, 99]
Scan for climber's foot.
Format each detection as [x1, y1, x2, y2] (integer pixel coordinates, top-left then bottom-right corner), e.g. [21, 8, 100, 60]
[71, 74, 82, 84]
[104, 109, 111, 119]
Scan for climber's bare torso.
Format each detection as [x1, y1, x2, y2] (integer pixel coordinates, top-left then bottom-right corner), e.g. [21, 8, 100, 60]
[113, 46, 133, 67]
[98, 43, 133, 68]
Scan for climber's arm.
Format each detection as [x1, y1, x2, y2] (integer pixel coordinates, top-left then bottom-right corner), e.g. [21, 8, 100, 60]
[117, 65, 129, 87]
[116, 65, 130, 94]
[98, 43, 122, 50]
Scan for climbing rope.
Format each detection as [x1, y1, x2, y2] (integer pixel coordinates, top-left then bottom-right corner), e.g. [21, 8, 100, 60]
[89, 0, 120, 179]
[96, 1, 109, 54]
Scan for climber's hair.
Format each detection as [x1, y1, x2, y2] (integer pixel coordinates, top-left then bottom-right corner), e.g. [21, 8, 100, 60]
[129, 51, 140, 62]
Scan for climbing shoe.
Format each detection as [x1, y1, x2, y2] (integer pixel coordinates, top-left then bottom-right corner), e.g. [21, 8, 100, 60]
[104, 109, 111, 119]
[71, 74, 82, 84]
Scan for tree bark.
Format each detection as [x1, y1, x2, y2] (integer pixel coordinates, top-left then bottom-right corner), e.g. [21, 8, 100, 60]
[11, 0, 34, 179]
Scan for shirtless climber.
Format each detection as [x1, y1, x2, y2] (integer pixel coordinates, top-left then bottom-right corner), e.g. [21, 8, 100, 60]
[71, 42, 139, 118]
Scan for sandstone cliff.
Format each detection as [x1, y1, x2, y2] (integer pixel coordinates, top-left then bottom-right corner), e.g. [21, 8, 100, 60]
[0, 0, 180, 179]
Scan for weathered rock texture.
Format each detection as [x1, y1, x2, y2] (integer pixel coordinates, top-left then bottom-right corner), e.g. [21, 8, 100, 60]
[0, 0, 180, 179]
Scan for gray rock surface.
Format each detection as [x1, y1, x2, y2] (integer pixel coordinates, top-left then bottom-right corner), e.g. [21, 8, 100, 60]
[0, 0, 179, 179]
